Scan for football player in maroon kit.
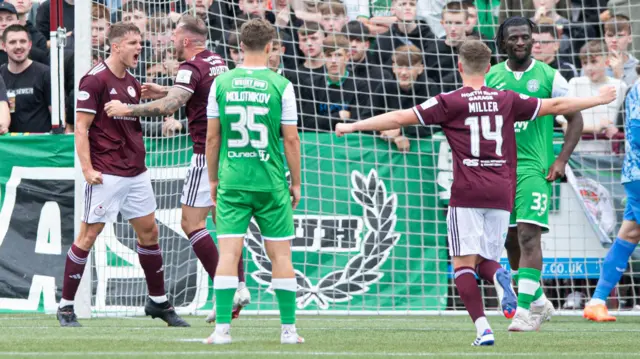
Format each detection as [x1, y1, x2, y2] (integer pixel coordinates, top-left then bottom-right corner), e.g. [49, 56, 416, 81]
[58, 22, 189, 327]
[336, 40, 617, 346]
[104, 15, 250, 322]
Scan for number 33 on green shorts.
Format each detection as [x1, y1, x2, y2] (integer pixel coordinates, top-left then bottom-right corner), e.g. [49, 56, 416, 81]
[509, 172, 552, 232]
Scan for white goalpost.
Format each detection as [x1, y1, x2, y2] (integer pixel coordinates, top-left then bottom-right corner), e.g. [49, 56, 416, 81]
[69, 0, 640, 318]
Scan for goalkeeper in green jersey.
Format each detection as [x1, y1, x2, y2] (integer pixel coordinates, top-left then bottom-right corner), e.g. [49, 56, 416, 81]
[204, 18, 304, 345]
[485, 17, 585, 332]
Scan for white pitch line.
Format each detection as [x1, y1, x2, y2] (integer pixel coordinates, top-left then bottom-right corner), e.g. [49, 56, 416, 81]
[0, 352, 638, 358]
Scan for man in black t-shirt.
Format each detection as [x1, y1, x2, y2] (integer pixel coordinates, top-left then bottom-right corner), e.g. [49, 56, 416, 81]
[0, 24, 51, 133]
[0, 3, 47, 66]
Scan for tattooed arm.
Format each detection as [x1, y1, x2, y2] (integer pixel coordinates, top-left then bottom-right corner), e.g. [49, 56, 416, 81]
[104, 86, 192, 118]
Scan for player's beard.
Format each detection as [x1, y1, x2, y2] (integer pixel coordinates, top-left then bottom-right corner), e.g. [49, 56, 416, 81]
[9, 54, 27, 65]
[509, 46, 532, 65]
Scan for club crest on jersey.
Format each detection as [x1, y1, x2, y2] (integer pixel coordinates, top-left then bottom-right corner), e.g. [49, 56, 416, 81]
[245, 170, 400, 309]
[527, 79, 540, 93]
[127, 86, 136, 97]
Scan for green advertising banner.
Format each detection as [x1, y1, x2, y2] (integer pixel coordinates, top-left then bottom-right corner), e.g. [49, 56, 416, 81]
[0, 133, 448, 313]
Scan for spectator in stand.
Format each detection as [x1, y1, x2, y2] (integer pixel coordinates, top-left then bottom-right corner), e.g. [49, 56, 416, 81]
[530, 0, 572, 61]
[604, 0, 640, 60]
[0, 24, 51, 133]
[5, 0, 46, 51]
[375, 0, 434, 66]
[461, 2, 497, 61]
[425, 1, 467, 93]
[91, 3, 110, 56]
[558, 41, 627, 154]
[474, 0, 500, 39]
[345, 0, 431, 36]
[533, 17, 578, 82]
[296, 21, 326, 76]
[270, 0, 304, 67]
[601, 15, 639, 86]
[369, 44, 438, 149]
[299, 35, 371, 131]
[463, 1, 478, 36]
[224, 31, 243, 69]
[121, 1, 150, 79]
[343, 21, 391, 95]
[269, 33, 298, 85]
[0, 2, 46, 66]
[0, 76, 9, 134]
[499, 0, 572, 24]
[36, 0, 74, 48]
[318, 2, 348, 33]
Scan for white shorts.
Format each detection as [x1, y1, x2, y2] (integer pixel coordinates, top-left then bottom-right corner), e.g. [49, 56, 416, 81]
[181, 153, 213, 208]
[446, 207, 510, 261]
[83, 171, 157, 224]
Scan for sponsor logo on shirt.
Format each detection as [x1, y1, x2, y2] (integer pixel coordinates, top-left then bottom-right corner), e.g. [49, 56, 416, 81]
[110, 88, 118, 95]
[77, 91, 90, 101]
[232, 78, 268, 91]
[12, 88, 34, 95]
[463, 158, 507, 167]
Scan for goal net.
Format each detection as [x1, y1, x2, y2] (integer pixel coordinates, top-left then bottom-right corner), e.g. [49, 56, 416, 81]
[77, 0, 640, 317]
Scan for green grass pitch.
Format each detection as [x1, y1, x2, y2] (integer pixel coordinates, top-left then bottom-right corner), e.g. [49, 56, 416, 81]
[1, 314, 640, 358]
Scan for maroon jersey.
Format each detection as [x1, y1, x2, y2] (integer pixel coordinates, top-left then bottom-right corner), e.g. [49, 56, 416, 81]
[76, 62, 146, 177]
[412, 86, 541, 211]
[173, 50, 228, 154]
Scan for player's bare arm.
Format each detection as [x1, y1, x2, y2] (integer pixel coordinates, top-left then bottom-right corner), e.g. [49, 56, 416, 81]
[104, 87, 192, 118]
[537, 86, 617, 118]
[282, 124, 302, 209]
[75, 111, 103, 185]
[547, 111, 583, 181]
[205, 117, 221, 205]
[335, 109, 419, 136]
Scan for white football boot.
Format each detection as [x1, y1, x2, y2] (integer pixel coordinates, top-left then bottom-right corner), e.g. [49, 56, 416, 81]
[203, 325, 232, 345]
[472, 329, 495, 346]
[281, 326, 305, 344]
[532, 297, 556, 322]
[205, 285, 252, 323]
[508, 310, 542, 332]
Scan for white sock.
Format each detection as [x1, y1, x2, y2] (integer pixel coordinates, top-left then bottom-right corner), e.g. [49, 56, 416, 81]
[474, 317, 491, 337]
[59, 298, 74, 308]
[237, 281, 247, 290]
[149, 295, 168, 304]
[216, 323, 230, 334]
[515, 307, 530, 316]
[532, 291, 547, 307]
[589, 298, 606, 306]
[282, 324, 296, 332]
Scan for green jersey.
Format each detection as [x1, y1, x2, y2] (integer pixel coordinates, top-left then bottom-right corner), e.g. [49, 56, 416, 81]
[486, 59, 569, 174]
[207, 67, 298, 192]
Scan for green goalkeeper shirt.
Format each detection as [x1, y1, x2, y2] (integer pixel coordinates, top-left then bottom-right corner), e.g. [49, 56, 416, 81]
[486, 59, 569, 175]
[206, 66, 298, 192]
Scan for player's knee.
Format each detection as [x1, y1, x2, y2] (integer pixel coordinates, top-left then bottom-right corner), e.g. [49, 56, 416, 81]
[518, 227, 541, 254]
[504, 232, 520, 252]
[137, 223, 159, 246]
[180, 217, 204, 237]
[618, 223, 640, 244]
[75, 223, 102, 250]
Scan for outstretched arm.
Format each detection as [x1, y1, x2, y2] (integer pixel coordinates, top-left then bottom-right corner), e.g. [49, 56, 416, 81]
[335, 109, 419, 136]
[538, 86, 616, 117]
[104, 87, 192, 118]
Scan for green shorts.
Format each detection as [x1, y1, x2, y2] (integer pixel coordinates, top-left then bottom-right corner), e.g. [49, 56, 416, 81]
[510, 171, 552, 232]
[215, 187, 295, 241]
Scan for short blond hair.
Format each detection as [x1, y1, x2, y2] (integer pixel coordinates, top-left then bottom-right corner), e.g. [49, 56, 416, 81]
[393, 45, 422, 67]
[458, 40, 491, 75]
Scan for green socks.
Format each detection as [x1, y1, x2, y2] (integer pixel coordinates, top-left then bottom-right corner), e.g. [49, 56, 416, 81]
[513, 270, 546, 304]
[213, 276, 238, 324]
[516, 268, 541, 310]
[273, 278, 297, 325]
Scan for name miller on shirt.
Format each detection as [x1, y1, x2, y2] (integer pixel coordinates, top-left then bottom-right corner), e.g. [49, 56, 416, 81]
[468, 101, 498, 113]
[226, 91, 271, 104]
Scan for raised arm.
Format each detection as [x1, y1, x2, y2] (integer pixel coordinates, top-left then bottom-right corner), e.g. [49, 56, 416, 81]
[75, 112, 103, 184]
